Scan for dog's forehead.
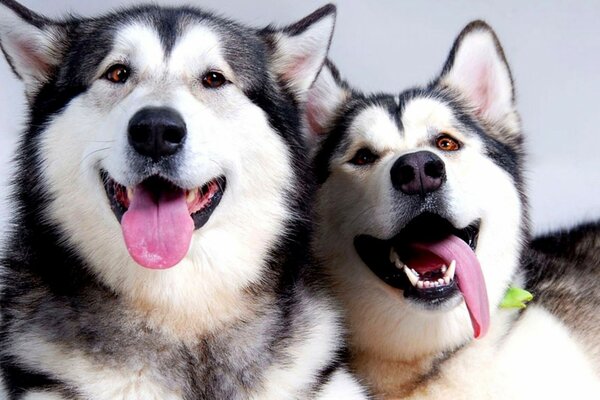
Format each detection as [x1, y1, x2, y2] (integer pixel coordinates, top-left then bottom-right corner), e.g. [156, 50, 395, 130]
[64, 8, 264, 90]
[109, 22, 229, 75]
[344, 96, 457, 150]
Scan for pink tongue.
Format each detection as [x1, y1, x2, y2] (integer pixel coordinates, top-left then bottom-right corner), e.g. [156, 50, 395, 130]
[121, 185, 194, 269]
[411, 236, 490, 339]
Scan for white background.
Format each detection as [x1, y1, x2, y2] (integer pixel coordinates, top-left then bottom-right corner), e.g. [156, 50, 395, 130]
[1, 0, 599, 234]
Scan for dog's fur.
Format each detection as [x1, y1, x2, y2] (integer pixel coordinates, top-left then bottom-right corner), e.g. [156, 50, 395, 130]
[0, 1, 369, 399]
[307, 20, 600, 398]
[525, 221, 600, 375]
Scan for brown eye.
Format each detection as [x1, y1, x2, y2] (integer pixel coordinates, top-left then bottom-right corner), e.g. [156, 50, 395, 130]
[104, 64, 130, 84]
[202, 71, 227, 89]
[349, 148, 379, 166]
[436, 134, 461, 151]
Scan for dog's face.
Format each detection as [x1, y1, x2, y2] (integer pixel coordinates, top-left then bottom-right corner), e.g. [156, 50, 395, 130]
[308, 23, 527, 358]
[0, 2, 335, 324]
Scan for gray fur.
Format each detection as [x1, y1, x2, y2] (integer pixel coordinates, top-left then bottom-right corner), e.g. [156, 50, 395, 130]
[525, 221, 600, 371]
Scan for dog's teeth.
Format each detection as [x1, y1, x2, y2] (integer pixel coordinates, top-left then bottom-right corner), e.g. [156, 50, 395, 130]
[126, 187, 134, 201]
[417, 280, 424, 289]
[390, 249, 405, 270]
[444, 276, 451, 285]
[441, 265, 447, 274]
[186, 189, 197, 204]
[403, 266, 419, 287]
[438, 278, 444, 286]
[444, 260, 456, 281]
[411, 268, 419, 277]
[424, 281, 431, 289]
[389, 248, 400, 264]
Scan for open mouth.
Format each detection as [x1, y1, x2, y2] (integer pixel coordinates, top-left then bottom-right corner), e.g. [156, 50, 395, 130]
[101, 171, 226, 269]
[355, 213, 489, 338]
[102, 172, 226, 228]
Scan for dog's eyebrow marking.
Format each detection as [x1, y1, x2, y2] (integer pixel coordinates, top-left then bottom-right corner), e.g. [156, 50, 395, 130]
[401, 97, 455, 131]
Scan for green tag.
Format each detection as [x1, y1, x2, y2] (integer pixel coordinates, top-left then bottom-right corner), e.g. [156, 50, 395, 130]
[500, 287, 534, 309]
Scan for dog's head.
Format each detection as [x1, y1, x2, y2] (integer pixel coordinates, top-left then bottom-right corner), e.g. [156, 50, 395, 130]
[308, 22, 527, 358]
[0, 1, 335, 317]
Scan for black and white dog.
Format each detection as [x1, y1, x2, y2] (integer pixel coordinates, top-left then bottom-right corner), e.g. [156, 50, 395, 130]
[0, 1, 368, 398]
[306, 21, 600, 398]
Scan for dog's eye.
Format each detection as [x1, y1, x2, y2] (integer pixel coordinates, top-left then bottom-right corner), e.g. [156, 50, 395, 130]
[349, 148, 379, 166]
[202, 71, 228, 89]
[104, 64, 130, 84]
[436, 134, 461, 152]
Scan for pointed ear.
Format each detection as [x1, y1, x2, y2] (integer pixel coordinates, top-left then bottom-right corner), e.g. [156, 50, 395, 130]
[305, 59, 350, 137]
[263, 4, 336, 103]
[0, 0, 67, 96]
[437, 21, 519, 137]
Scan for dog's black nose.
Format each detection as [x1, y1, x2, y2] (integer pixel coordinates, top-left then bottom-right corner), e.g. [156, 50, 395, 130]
[391, 151, 446, 196]
[128, 107, 187, 161]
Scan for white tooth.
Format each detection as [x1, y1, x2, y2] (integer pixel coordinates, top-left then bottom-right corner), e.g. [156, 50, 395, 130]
[403, 266, 419, 287]
[424, 281, 431, 289]
[444, 276, 451, 285]
[127, 187, 134, 201]
[445, 260, 456, 281]
[438, 278, 445, 286]
[441, 265, 447, 274]
[187, 189, 197, 203]
[389, 248, 400, 264]
[417, 280, 424, 289]
[394, 261, 404, 270]
[390, 249, 404, 271]
[411, 268, 419, 277]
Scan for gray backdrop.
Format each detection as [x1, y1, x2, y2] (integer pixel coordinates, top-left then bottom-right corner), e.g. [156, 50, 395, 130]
[1, 0, 599, 234]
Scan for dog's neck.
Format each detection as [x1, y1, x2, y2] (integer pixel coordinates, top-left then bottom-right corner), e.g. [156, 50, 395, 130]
[123, 273, 270, 342]
[351, 350, 440, 398]
[350, 307, 520, 399]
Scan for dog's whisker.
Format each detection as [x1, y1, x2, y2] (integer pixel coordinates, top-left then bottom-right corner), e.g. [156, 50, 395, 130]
[88, 140, 116, 144]
[80, 147, 111, 166]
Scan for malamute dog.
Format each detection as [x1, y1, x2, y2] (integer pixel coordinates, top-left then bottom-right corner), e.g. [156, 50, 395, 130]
[0, 1, 368, 399]
[306, 21, 600, 398]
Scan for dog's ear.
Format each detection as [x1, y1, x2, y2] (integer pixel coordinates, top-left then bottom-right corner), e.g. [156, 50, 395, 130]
[305, 59, 350, 141]
[263, 4, 336, 103]
[436, 21, 520, 139]
[0, 0, 67, 96]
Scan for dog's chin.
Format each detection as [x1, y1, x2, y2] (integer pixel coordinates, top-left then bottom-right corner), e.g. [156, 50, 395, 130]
[354, 212, 481, 312]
